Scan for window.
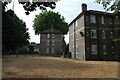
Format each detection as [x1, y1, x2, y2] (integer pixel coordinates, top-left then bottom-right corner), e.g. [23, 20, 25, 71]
[52, 48, 54, 53]
[103, 45, 106, 54]
[47, 43, 49, 45]
[52, 40, 54, 43]
[90, 15, 96, 23]
[46, 48, 49, 53]
[76, 38, 78, 41]
[47, 40, 49, 43]
[47, 40, 49, 45]
[102, 30, 105, 39]
[116, 16, 118, 19]
[112, 46, 114, 54]
[109, 18, 112, 24]
[47, 34, 50, 38]
[73, 52, 74, 54]
[91, 30, 97, 38]
[52, 33, 55, 38]
[101, 16, 104, 24]
[52, 43, 54, 45]
[76, 20, 78, 27]
[91, 45, 97, 54]
[87, 32, 89, 36]
[52, 40, 54, 45]
[110, 32, 113, 39]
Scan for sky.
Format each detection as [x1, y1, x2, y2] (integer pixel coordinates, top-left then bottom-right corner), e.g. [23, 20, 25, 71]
[7, 0, 106, 44]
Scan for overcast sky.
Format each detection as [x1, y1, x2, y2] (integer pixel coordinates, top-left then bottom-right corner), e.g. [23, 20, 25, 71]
[7, 0, 106, 44]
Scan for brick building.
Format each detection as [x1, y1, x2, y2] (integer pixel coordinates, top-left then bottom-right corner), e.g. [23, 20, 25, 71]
[69, 3, 120, 60]
[40, 28, 66, 57]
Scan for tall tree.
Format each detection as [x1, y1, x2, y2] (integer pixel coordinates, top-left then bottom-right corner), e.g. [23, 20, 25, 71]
[95, 0, 120, 12]
[2, 9, 30, 53]
[33, 11, 68, 35]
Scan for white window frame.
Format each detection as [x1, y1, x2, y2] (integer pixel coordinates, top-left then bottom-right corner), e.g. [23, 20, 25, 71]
[101, 16, 104, 24]
[102, 30, 105, 39]
[112, 46, 114, 54]
[91, 30, 97, 38]
[52, 48, 54, 53]
[109, 18, 112, 24]
[90, 15, 96, 23]
[103, 45, 106, 54]
[87, 31, 89, 36]
[52, 40, 54, 45]
[52, 43, 54, 45]
[46, 48, 49, 53]
[47, 40, 49, 45]
[76, 46, 78, 54]
[52, 33, 55, 38]
[91, 45, 97, 54]
[110, 32, 113, 39]
[52, 40, 54, 43]
[73, 52, 74, 54]
[47, 33, 50, 38]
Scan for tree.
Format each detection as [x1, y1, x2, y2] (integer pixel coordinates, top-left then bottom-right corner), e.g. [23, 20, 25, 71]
[2, 9, 30, 53]
[33, 11, 68, 35]
[95, 0, 120, 12]
[2, 1, 56, 15]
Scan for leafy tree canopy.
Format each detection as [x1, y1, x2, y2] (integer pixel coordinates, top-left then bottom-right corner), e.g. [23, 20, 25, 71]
[2, 1, 56, 15]
[95, 0, 120, 12]
[33, 11, 68, 35]
[2, 9, 30, 52]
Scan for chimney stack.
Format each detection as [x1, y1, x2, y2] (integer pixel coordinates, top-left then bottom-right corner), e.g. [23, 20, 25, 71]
[81, 3, 87, 11]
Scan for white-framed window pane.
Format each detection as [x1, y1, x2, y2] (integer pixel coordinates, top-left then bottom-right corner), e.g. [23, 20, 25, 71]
[47, 40, 49, 45]
[52, 33, 55, 38]
[109, 18, 112, 24]
[101, 16, 104, 24]
[47, 34, 50, 38]
[91, 30, 97, 38]
[112, 46, 114, 54]
[103, 45, 106, 54]
[91, 45, 97, 54]
[90, 15, 96, 23]
[52, 48, 54, 53]
[87, 31, 89, 36]
[47, 48, 49, 53]
[47, 40, 49, 43]
[102, 30, 105, 39]
[110, 32, 113, 39]
[73, 52, 74, 54]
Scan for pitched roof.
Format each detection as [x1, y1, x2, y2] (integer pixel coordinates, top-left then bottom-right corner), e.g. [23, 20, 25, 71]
[40, 28, 62, 34]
